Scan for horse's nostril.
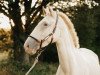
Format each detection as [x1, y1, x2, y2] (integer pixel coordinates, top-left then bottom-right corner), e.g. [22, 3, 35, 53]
[27, 45, 29, 48]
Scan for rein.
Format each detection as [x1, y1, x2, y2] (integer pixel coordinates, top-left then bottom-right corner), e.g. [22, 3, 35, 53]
[25, 12, 58, 75]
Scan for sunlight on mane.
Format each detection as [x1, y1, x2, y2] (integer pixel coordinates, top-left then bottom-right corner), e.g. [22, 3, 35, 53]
[58, 12, 80, 48]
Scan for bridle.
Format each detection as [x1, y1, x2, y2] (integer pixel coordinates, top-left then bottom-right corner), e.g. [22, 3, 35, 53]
[25, 12, 58, 75]
[28, 12, 58, 54]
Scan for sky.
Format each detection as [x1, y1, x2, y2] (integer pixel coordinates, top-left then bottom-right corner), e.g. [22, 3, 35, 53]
[0, 13, 10, 30]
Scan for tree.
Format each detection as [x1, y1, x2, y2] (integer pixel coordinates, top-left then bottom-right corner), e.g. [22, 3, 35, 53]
[72, 4, 97, 48]
[93, 5, 100, 59]
[0, 0, 50, 63]
[70, 1, 100, 59]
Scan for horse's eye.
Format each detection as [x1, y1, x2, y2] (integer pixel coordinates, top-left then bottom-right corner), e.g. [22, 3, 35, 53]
[44, 23, 48, 26]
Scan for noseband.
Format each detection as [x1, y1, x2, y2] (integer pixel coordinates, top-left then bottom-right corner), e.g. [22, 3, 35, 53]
[28, 12, 58, 53]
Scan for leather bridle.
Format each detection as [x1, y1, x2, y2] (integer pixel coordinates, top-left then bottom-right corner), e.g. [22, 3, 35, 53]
[25, 12, 58, 75]
[28, 12, 58, 54]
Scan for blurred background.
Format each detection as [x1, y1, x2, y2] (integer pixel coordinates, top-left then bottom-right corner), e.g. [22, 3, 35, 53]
[0, 0, 100, 75]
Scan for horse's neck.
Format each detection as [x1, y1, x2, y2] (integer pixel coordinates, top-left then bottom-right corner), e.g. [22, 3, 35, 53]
[56, 24, 76, 74]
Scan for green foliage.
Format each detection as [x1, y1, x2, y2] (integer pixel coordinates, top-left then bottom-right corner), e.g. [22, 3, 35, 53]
[70, 3, 100, 58]
[94, 6, 100, 46]
[92, 5, 100, 58]
[72, 4, 97, 48]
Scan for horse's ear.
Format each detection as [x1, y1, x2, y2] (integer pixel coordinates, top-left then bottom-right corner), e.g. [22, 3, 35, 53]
[48, 6, 54, 16]
[42, 6, 50, 16]
[42, 7, 46, 16]
[43, 6, 54, 16]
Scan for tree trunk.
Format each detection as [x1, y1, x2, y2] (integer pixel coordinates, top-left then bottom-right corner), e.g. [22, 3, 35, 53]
[11, 22, 30, 63]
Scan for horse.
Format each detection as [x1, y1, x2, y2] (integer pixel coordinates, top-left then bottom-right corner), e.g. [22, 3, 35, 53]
[24, 7, 100, 75]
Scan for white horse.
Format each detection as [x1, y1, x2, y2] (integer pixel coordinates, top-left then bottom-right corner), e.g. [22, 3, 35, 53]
[24, 7, 100, 75]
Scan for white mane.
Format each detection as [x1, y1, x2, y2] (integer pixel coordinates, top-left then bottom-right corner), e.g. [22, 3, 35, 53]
[58, 12, 80, 48]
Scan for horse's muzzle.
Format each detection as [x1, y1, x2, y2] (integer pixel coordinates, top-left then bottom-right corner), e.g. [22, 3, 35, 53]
[24, 45, 37, 55]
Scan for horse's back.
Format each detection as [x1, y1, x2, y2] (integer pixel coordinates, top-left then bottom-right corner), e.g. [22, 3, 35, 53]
[78, 48, 100, 75]
[79, 48, 99, 64]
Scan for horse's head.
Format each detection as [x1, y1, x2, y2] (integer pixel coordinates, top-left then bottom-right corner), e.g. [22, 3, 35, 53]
[24, 7, 61, 55]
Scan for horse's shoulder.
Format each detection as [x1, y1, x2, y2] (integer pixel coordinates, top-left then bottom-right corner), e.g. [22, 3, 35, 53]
[78, 48, 96, 55]
[77, 48, 99, 64]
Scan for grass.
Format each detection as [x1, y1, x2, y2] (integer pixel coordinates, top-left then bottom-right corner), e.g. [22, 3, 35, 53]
[0, 51, 9, 61]
[0, 60, 58, 75]
[29, 62, 58, 75]
[0, 51, 58, 75]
